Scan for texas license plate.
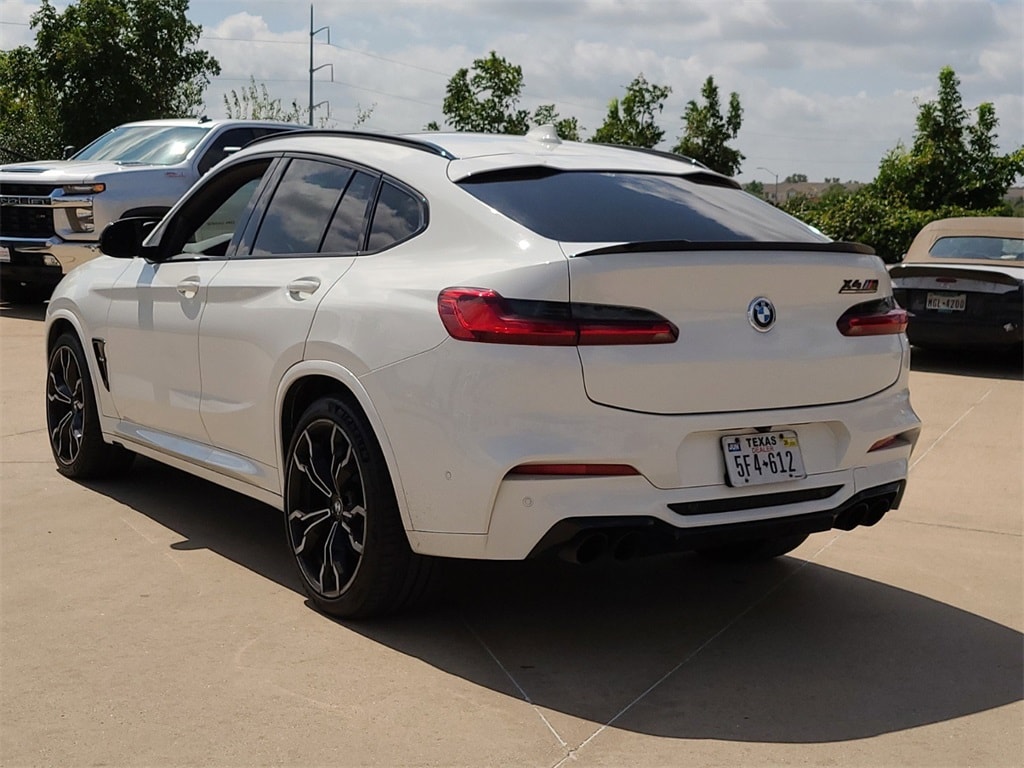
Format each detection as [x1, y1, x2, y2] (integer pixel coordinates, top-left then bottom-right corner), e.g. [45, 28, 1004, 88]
[721, 431, 806, 487]
[926, 292, 966, 311]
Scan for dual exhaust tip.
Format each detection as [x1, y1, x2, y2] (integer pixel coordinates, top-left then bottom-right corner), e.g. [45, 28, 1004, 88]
[557, 491, 899, 565]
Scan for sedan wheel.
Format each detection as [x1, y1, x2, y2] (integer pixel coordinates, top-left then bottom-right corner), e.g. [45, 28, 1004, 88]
[284, 397, 432, 618]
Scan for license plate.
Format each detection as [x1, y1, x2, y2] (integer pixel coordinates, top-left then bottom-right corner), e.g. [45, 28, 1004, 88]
[0, 246, 10, 262]
[721, 431, 806, 487]
[926, 292, 966, 311]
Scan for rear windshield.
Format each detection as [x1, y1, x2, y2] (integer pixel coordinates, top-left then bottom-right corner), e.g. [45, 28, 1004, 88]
[458, 169, 829, 243]
[929, 235, 1024, 261]
[72, 126, 210, 165]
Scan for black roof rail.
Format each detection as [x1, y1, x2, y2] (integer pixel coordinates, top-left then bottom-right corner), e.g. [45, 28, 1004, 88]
[245, 129, 457, 160]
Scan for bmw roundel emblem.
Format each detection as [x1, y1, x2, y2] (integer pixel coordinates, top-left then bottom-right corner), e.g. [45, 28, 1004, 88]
[747, 297, 776, 332]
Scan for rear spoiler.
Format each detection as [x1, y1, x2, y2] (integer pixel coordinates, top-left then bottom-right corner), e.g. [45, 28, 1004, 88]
[575, 240, 876, 257]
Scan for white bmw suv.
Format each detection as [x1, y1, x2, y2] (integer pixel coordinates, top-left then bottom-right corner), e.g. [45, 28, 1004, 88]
[44, 127, 921, 617]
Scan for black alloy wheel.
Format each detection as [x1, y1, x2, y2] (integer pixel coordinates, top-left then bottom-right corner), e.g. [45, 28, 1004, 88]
[287, 416, 368, 599]
[45, 333, 134, 478]
[284, 397, 432, 618]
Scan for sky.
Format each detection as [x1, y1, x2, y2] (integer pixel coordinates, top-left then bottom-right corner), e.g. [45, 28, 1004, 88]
[1, 0, 1021, 184]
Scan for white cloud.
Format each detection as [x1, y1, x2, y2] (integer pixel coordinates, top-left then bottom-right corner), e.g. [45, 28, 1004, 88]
[2, 0, 1020, 182]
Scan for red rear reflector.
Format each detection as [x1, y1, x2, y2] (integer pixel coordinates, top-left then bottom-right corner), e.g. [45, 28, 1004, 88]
[837, 301, 908, 336]
[438, 288, 678, 345]
[508, 463, 640, 476]
[868, 435, 899, 452]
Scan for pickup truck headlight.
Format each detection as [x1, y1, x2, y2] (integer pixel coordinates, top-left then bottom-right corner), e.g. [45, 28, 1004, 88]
[62, 183, 106, 195]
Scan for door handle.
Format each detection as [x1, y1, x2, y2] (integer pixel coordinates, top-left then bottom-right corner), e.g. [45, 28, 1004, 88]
[287, 277, 321, 300]
[176, 276, 201, 300]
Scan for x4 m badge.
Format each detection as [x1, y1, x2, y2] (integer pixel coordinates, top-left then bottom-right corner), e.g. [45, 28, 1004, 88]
[839, 278, 879, 294]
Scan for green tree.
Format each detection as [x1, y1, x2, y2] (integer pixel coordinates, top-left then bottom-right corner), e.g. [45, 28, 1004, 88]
[784, 173, 808, 183]
[531, 104, 581, 142]
[874, 66, 1024, 210]
[673, 76, 744, 176]
[224, 76, 305, 122]
[2, 0, 220, 156]
[0, 48, 61, 161]
[431, 51, 580, 139]
[742, 180, 765, 197]
[438, 51, 530, 134]
[590, 74, 671, 148]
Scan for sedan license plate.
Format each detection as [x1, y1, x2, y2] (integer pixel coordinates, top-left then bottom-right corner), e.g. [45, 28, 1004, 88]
[721, 431, 806, 487]
[926, 292, 966, 311]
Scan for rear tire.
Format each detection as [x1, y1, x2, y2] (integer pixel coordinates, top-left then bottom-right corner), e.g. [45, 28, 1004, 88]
[697, 533, 809, 562]
[283, 396, 432, 619]
[45, 333, 134, 478]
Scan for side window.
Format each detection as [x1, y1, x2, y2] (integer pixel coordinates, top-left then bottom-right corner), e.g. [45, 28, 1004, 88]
[367, 181, 425, 251]
[321, 172, 378, 253]
[252, 158, 353, 256]
[165, 159, 272, 258]
[197, 128, 257, 175]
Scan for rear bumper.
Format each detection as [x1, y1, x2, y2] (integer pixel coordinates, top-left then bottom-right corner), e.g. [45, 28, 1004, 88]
[527, 480, 905, 562]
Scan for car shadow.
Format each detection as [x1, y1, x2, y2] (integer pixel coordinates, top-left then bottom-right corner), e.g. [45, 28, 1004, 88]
[84, 456, 1022, 745]
[0, 300, 47, 321]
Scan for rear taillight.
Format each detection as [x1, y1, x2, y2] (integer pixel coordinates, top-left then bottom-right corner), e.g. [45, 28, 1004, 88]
[438, 288, 678, 345]
[837, 298, 908, 337]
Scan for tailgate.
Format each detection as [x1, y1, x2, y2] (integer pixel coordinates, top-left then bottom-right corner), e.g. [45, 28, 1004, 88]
[568, 246, 904, 414]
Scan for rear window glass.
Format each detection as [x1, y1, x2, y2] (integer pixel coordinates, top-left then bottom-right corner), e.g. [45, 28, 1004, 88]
[458, 170, 828, 243]
[929, 236, 1024, 261]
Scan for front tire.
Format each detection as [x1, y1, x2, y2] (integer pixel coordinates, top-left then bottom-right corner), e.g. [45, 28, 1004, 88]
[284, 397, 432, 619]
[45, 333, 134, 478]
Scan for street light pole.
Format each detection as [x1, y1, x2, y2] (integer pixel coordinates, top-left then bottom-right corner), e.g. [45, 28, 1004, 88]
[757, 166, 779, 204]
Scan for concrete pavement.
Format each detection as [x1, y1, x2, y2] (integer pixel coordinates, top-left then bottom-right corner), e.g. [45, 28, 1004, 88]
[1, 303, 1021, 767]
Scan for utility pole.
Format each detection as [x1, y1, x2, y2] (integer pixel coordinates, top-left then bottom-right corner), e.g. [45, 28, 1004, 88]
[308, 5, 333, 126]
[757, 166, 779, 204]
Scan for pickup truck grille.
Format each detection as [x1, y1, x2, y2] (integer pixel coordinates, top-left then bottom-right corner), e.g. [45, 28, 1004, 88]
[0, 183, 59, 196]
[0, 184, 58, 239]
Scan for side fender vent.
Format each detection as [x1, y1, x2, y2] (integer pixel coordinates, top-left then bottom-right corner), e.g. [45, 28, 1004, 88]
[91, 339, 110, 391]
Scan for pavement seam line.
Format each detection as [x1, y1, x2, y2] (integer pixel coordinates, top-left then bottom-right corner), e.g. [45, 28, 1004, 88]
[462, 618, 569, 749]
[909, 386, 993, 472]
[558, 535, 841, 766]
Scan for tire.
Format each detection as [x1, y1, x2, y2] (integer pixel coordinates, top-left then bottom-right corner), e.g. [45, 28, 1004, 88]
[45, 333, 135, 478]
[283, 396, 432, 619]
[697, 533, 809, 563]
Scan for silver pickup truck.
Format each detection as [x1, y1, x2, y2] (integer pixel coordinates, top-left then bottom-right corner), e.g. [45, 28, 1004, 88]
[0, 117, 297, 301]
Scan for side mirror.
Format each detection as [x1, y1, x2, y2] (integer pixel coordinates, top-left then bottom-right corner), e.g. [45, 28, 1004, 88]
[99, 217, 160, 259]
[62, 145, 77, 159]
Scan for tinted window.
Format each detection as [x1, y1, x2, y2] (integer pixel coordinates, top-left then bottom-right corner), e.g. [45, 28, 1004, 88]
[164, 159, 272, 258]
[458, 170, 828, 243]
[198, 128, 257, 174]
[322, 172, 378, 253]
[252, 159, 352, 255]
[929, 236, 1024, 261]
[367, 182, 425, 251]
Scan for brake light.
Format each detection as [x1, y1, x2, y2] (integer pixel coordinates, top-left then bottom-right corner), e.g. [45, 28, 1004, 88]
[438, 288, 678, 345]
[508, 463, 640, 476]
[837, 299, 908, 336]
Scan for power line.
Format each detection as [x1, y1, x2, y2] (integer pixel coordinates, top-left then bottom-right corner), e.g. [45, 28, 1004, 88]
[201, 34, 450, 78]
